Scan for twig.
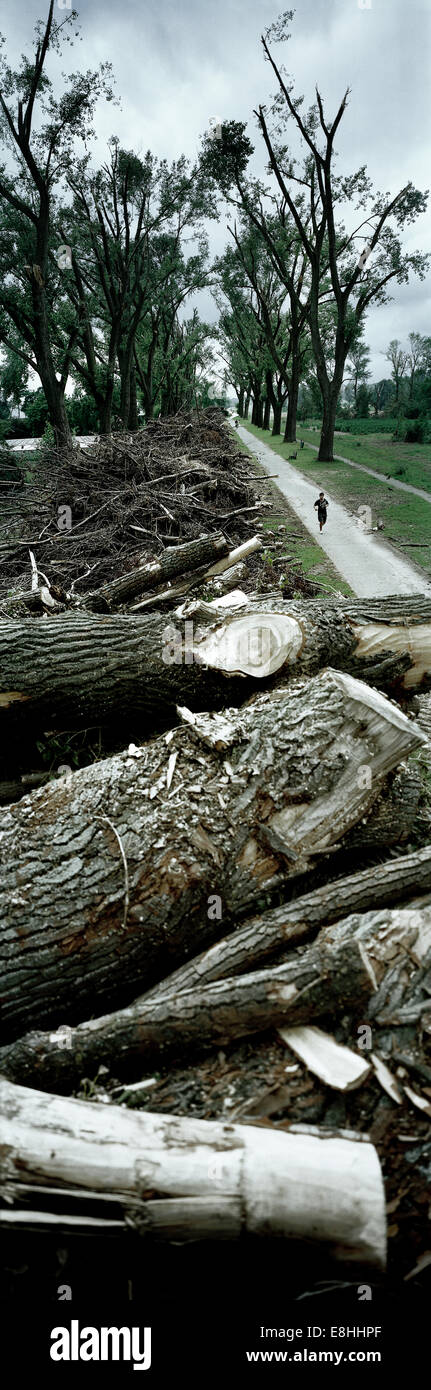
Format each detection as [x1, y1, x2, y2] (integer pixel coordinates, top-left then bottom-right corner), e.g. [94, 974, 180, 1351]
[29, 549, 39, 591]
[96, 816, 129, 931]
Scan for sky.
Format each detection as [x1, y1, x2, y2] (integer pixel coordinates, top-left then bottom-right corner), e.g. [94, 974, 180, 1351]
[0, 0, 430, 383]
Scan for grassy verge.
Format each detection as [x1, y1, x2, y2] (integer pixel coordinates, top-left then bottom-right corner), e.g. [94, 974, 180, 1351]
[297, 423, 431, 495]
[231, 426, 354, 596]
[239, 420, 431, 579]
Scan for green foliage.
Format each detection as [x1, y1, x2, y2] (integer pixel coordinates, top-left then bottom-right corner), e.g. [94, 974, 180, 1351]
[22, 388, 49, 435]
[398, 417, 431, 444]
[199, 120, 254, 196]
[334, 417, 399, 434]
[355, 384, 371, 418]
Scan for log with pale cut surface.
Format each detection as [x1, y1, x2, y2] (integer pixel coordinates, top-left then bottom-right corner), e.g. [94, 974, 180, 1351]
[0, 1078, 386, 1265]
[1, 904, 430, 1092]
[82, 532, 229, 611]
[0, 669, 425, 1042]
[2, 592, 431, 733]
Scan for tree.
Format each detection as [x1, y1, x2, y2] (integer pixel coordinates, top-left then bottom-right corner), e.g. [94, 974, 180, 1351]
[406, 331, 426, 400]
[369, 378, 395, 416]
[385, 338, 408, 402]
[200, 125, 314, 443]
[214, 259, 268, 427]
[0, 345, 28, 412]
[345, 339, 371, 404]
[252, 14, 429, 460]
[356, 383, 370, 418]
[60, 144, 212, 431]
[0, 2, 115, 446]
[215, 232, 288, 435]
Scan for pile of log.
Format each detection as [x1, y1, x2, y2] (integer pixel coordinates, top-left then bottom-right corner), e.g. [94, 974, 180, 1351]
[1, 652, 431, 1268]
[1, 417, 431, 1279]
[2, 595, 431, 747]
[0, 409, 280, 613]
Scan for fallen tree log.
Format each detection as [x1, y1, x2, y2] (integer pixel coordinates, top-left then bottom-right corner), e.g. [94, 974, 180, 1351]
[0, 1079, 386, 1265]
[1, 904, 429, 1092]
[2, 593, 431, 731]
[0, 669, 425, 1040]
[0, 771, 50, 806]
[139, 845, 431, 1003]
[82, 532, 229, 611]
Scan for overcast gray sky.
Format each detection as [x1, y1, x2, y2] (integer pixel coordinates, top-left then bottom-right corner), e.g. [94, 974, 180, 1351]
[1, 0, 430, 381]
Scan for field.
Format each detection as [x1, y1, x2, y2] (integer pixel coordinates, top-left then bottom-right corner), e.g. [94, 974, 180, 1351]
[299, 424, 431, 493]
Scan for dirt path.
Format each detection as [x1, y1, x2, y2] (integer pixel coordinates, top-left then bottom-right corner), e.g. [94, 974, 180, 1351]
[237, 425, 431, 597]
[303, 435, 431, 505]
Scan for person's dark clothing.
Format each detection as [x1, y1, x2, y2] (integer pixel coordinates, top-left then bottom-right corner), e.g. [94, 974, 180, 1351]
[314, 496, 328, 524]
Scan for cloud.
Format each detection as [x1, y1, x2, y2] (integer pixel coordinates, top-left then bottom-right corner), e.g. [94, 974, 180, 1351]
[1, 0, 430, 379]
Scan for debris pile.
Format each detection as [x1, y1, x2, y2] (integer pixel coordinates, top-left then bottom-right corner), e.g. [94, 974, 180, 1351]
[1, 409, 431, 1295]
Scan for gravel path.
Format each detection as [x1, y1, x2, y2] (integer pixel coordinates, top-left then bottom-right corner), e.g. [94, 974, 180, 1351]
[237, 425, 431, 598]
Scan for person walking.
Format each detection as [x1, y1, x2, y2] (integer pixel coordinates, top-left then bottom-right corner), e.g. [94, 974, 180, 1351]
[314, 490, 329, 532]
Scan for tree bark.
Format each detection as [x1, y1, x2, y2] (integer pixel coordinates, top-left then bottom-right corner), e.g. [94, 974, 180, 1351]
[0, 669, 424, 1042]
[0, 1079, 386, 1264]
[2, 594, 431, 731]
[1, 902, 428, 1099]
[284, 359, 300, 443]
[84, 533, 229, 612]
[139, 845, 431, 1003]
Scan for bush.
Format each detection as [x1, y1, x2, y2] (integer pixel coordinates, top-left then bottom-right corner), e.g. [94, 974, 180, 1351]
[333, 418, 399, 435]
[404, 418, 430, 444]
[68, 393, 99, 434]
[3, 415, 34, 439]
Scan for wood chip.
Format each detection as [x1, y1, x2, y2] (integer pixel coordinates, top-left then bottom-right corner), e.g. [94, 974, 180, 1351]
[278, 1025, 371, 1091]
[403, 1084, 431, 1117]
[166, 751, 178, 790]
[371, 1052, 403, 1104]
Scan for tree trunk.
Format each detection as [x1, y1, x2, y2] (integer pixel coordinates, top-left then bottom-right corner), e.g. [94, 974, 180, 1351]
[84, 532, 229, 611]
[272, 402, 282, 436]
[264, 368, 276, 433]
[2, 594, 431, 731]
[128, 364, 138, 431]
[238, 387, 245, 417]
[119, 343, 139, 430]
[284, 360, 299, 443]
[40, 374, 73, 450]
[244, 391, 251, 419]
[318, 388, 339, 461]
[0, 1079, 386, 1264]
[1, 901, 428, 1100]
[99, 323, 120, 434]
[140, 845, 431, 1003]
[0, 669, 424, 1042]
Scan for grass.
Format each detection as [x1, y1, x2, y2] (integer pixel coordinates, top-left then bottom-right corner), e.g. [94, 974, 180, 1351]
[239, 420, 431, 579]
[298, 424, 431, 495]
[231, 426, 353, 596]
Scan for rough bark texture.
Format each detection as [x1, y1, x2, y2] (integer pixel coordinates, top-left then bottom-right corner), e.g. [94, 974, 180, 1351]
[0, 668, 425, 1043]
[1, 904, 429, 1093]
[0, 1079, 386, 1264]
[83, 533, 229, 612]
[140, 845, 431, 1003]
[2, 594, 431, 732]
